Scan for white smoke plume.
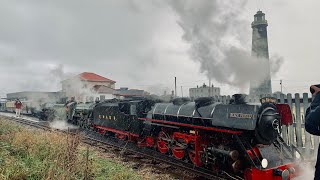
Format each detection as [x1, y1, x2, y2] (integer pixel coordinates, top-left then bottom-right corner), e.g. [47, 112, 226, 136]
[296, 161, 315, 180]
[167, 0, 283, 88]
[63, 76, 104, 102]
[49, 120, 78, 130]
[48, 64, 74, 90]
[270, 54, 284, 74]
[144, 83, 172, 96]
[48, 64, 103, 103]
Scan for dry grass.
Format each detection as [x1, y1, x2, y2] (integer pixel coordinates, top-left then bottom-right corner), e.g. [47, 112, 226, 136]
[0, 119, 142, 180]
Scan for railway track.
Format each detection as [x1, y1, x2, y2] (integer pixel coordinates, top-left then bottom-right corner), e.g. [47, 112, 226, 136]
[0, 114, 242, 180]
[0, 115, 50, 130]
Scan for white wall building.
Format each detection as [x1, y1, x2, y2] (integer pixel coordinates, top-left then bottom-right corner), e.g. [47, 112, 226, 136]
[61, 72, 116, 102]
[189, 84, 221, 100]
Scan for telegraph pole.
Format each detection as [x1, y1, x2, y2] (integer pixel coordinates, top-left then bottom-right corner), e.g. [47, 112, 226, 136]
[181, 86, 183, 97]
[280, 80, 283, 93]
[174, 77, 177, 97]
[209, 78, 211, 97]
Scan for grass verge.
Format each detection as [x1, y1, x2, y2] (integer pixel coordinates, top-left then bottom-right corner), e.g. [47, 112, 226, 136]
[0, 119, 142, 180]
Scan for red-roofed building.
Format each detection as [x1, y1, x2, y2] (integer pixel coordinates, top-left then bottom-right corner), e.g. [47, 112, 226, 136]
[61, 72, 116, 102]
[78, 72, 116, 83]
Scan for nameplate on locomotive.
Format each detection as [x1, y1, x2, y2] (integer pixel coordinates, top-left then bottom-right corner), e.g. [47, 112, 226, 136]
[99, 114, 116, 121]
[260, 97, 277, 104]
[229, 113, 254, 119]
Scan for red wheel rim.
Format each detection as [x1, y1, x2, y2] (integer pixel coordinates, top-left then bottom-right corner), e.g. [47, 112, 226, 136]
[157, 131, 169, 154]
[172, 147, 185, 159]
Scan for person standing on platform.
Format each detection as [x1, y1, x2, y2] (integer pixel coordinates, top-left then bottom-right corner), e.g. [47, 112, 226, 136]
[14, 99, 23, 118]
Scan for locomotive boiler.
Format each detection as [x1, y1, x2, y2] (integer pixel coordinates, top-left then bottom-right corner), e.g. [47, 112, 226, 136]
[68, 95, 300, 180]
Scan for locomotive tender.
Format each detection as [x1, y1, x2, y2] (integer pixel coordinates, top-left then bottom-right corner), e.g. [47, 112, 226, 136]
[67, 95, 301, 180]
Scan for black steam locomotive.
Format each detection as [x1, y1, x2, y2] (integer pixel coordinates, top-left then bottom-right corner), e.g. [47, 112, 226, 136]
[67, 95, 300, 180]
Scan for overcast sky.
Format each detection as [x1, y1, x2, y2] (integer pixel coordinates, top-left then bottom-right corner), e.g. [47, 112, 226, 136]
[0, 0, 318, 97]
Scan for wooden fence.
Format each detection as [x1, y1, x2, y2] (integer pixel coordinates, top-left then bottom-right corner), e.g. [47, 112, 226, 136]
[218, 93, 315, 158]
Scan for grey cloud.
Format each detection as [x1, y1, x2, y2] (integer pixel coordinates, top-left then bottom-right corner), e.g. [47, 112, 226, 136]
[0, 0, 161, 63]
[0, 0, 171, 95]
[0, 0, 317, 97]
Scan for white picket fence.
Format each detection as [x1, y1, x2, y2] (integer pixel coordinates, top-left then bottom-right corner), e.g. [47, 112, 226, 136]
[277, 93, 315, 158]
[218, 93, 315, 158]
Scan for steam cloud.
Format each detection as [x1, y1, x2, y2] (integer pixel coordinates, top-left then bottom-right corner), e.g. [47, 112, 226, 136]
[270, 54, 284, 74]
[297, 161, 315, 180]
[167, 0, 283, 88]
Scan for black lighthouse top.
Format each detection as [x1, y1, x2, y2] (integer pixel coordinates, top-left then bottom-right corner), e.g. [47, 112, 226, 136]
[251, 11, 268, 28]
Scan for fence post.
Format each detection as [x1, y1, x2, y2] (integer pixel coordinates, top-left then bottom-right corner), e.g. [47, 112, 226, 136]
[295, 93, 303, 149]
[221, 96, 226, 104]
[226, 95, 231, 104]
[287, 93, 295, 146]
[280, 94, 288, 144]
[303, 93, 311, 158]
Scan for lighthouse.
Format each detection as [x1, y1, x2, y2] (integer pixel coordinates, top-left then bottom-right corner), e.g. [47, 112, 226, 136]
[249, 11, 272, 96]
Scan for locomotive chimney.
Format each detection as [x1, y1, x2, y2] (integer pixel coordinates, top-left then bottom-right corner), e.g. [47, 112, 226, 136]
[233, 94, 247, 104]
[249, 11, 272, 96]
